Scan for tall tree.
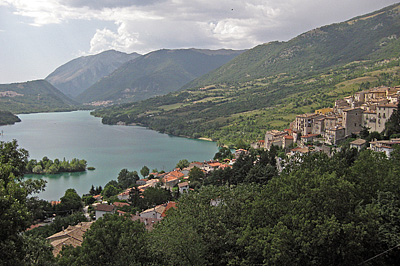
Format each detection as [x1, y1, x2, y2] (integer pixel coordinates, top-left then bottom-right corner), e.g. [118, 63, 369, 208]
[0, 140, 46, 264]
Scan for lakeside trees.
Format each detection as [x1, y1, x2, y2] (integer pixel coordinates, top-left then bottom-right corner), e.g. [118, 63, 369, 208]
[25, 157, 87, 175]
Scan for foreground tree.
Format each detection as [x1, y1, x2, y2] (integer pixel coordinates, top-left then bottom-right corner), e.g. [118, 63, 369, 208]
[0, 140, 47, 265]
[58, 214, 154, 265]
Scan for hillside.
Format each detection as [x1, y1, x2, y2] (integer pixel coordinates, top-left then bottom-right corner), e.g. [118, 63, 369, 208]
[76, 49, 244, 104]
[0, 80, 79, 113]
[46, 50, 140, 98]
[0, 111, 20, 125]
[92, 3, 400, 145]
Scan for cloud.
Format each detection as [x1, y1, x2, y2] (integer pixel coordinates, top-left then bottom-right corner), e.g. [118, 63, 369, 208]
[61, 0, 165, 9]
[3, 0, 400, 54]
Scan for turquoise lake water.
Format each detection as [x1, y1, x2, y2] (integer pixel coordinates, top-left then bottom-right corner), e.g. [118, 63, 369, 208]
[0, 111, 218, 200]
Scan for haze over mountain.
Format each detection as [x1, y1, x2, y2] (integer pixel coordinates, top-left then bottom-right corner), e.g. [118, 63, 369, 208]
[46, 50, 140, 98]
[76, 49, 244, 104]
[94, 3, 400, 144]
[0, 80, 78, 114]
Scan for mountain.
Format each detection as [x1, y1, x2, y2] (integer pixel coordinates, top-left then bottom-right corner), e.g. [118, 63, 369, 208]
[46, 50, 140, 98]
[93, 3, 400, 145]
[76, 49, 244, 104]
[0, 80, 79, 113]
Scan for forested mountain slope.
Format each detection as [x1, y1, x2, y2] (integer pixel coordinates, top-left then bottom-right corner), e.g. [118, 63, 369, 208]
[93, 3, 400, 145]
[0, 80, 79, 113]
[46, 50, 140, 98]
[77, 49, 244, 104]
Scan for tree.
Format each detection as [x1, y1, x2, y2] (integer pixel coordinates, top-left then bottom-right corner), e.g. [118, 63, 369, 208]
[384, 102, 400, 137]
[176, 159, 190, 170]
[0, 140, 46, 264]
[140, 165, 150, 178]
[142, 187, 172, 209]
[58, 214, 153, 265]
[58, 188, 83, 213]
[117, 169, 139, 189]
[213, 147, 233, 161]
[188, 166, 204, 182]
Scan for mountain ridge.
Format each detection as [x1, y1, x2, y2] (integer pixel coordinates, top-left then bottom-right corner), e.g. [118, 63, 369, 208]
[46, 50, 140, 98]
[93, 2, 400, 145]
[76, 48, 245, 104]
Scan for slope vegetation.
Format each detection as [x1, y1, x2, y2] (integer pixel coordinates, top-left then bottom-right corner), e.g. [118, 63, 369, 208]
[93, 3, 400, 145]
[77, 49, 244, 104]
[46, 50, 140, 98]
[0, 80, 79, 113]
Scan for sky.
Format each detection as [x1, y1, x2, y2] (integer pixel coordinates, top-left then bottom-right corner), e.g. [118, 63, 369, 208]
[0, 0, 399, 84]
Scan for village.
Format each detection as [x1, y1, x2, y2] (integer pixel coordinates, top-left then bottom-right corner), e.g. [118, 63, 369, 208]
[40, 85, 400, 257]
[259, 86, 400, 157]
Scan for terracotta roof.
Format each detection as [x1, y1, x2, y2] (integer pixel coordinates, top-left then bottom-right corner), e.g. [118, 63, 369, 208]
[113, 202, 130, 208]
[284, 135, 294, 139]
[161, 202, 177, 218]
[96, 204, 115, 212]
[47, 222, 93, 256]
[178, 182, 189, 188]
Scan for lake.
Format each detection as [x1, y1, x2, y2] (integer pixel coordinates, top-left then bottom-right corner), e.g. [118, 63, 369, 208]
[0, 111, 218, 200]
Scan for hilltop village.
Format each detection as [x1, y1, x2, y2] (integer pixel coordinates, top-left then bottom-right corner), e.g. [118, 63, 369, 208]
[261, 86, 400, 156]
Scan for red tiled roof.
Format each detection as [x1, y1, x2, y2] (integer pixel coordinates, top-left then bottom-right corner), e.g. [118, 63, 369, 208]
[284, 135, 294, 139]
[161, 202, 177, 218]
[113, 202, 130, 208]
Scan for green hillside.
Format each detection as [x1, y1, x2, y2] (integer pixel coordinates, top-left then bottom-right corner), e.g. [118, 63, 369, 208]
[93, 3, 400, 145]
[0, 80, 79, 113]
[46, 50, 140, 98]
[76, 49, 244, 104]
[0, 111, 20, 125]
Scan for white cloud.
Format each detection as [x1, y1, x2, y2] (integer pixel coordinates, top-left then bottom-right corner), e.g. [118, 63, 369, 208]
[3, 0, 400, 54]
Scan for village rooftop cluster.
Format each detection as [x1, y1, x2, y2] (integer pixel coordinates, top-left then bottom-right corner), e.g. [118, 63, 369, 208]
[259, 86, 400, 156]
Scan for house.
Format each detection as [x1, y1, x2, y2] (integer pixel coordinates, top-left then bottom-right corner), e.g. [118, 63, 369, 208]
[369, 139, 400, 157]
[95, 204, 115, 219]
[324, 126, 346, 145]
[349, 139, 367, 151]
[289, 147, 309, 157]
[136, 179, 148, 186]
[47, 222, 93, 256]
[93, 194, 102, 201]
[283, 135, 294, 148]
[117, 188, 131, 201]
[300, 134, 319, 144]
[342, 108, 363, 136]
[131, 215, 160, 230]
[264, 130, 288, 150]
[178, 181, 189, 194]
[235, 149, 249, 159]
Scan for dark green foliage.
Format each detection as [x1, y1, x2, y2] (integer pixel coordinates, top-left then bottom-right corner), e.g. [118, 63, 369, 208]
[0, 140, 48, 265]
[151, 148, 400, 265]
[117, 169, 139, 189]
[140, 165, 150, 178]
[58, 214, 153, 266]
[25, 212, 87, 239]
[384, 102, 400, 137]
[141, 187, 172, 209]
[0, 111, 20, 125]
[188, 166, 204, 183]
[176, 159, 190, 170]
[213, 147, 233, 161]
[25, 157, 87, 174]
[57, 188, 83, 214]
